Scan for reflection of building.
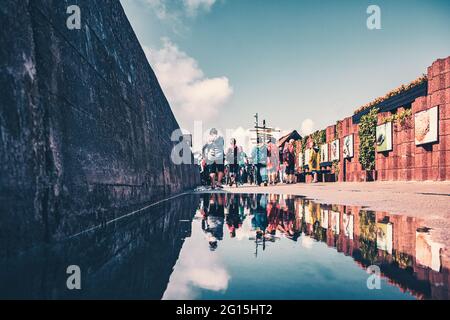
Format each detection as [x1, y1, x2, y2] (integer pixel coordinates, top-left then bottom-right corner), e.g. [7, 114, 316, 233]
[192, 194, 450, 300]
[416, 231, 443, 272]
[297, 198, 449, 299]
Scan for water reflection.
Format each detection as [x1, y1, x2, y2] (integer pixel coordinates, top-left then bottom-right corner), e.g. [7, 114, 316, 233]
[0, 194, 200, 299]
[165, 193, 449, 300]
[0, 193, 448, 300]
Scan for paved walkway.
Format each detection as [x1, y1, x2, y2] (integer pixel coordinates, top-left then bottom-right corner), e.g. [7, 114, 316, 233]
[223, 181, 450, 248]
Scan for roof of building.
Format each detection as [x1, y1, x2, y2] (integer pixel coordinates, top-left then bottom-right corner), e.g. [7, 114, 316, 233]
[277, 130, 302, 148]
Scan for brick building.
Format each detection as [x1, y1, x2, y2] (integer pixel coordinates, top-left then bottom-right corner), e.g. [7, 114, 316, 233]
[310, 56, 450, 182]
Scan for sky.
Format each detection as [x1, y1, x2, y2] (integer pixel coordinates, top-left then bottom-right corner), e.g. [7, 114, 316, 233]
[120, 0, 450, 151]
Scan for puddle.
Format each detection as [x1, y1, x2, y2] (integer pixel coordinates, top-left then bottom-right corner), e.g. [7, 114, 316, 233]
[0, 193, 448, 300]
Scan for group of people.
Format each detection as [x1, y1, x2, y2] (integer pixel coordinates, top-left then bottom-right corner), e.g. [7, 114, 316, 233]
[199, 128, 298, 189]
[200, 128, 246, 189]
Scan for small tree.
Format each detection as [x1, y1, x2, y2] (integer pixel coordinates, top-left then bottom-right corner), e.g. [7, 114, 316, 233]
[358, 108, 378, 171]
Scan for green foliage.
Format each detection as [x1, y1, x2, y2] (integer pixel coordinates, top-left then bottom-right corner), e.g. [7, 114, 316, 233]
[301, 137, 308, 153]
[394, 252, 413, 269]
[358, 108, 378, 171]
[311, 129, 326, 146]
[335, 121, 342, 139]
[381, 108, 412, 129]
[299, 129, 325, 168]
[332, 160, 340, 176]
[358, 210, 378, 263]
[301, 129, 326, 151]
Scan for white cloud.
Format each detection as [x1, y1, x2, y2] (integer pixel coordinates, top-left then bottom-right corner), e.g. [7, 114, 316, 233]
[183, 0, 217, 15]
[144, 0, 217, 20]
[300, 118, 315, 136]
[144, 38, 233, 129]
[145, 0, 178, 21]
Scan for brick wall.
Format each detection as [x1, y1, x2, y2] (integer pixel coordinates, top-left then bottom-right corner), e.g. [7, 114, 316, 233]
[375, 57, 450, 181]
[321, 56, 450, 182]
[375, 106, 415, 181]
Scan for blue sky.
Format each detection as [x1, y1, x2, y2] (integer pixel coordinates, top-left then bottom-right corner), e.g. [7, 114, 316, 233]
[120, 0, 450, 143]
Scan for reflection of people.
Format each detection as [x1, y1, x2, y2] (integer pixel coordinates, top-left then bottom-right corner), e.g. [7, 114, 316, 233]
[226, 195, 242, 238]
[251, 194, 268, 237]
[201, 194, 225, 250]
[203, 128, 225, 189]
[283, 195, 299, 240]
[266, 194, 281, 235]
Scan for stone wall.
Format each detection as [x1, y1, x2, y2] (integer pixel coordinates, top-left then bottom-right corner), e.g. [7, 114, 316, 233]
[0, 0, 199, 255]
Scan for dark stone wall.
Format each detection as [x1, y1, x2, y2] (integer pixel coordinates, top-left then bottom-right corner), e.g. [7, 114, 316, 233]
[0, 0, 199, 256]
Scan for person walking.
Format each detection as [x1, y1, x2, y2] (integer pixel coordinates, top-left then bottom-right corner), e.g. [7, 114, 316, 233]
[278, 146, 285, 184]
[266, 137, 279, 185]
[203, 128, 225, 189]
[251, 139, 268, 186]
[309, 145, 321, 183]
[283, 139, 296, 184]
[225, 138, 242, 187]
[238, 150, 248, 185]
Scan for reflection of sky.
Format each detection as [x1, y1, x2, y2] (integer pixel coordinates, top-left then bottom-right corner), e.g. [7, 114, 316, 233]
[163, 216, 230, 300]
[162, 201, 418, 300]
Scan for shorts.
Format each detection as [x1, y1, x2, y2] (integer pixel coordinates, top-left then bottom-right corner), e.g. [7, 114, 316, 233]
[229, 164, 239, 175]
[285, 164, 295, 175]
[207, 161, 224, 175]
[267, 167, 277, 174]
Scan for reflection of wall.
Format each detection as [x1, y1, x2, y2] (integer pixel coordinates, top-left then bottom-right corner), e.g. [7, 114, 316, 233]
[0, 194, 199, 299]
[0, 0, 199, 256]
[293, 197, 450, 299]
[314, 202, 449, 299]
